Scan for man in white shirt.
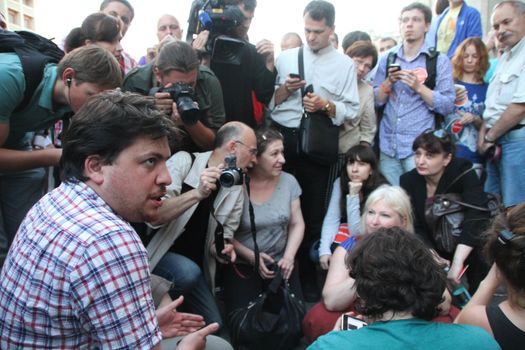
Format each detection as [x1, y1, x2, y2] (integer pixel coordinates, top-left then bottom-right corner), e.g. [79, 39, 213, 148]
[270, 0, 359, 300]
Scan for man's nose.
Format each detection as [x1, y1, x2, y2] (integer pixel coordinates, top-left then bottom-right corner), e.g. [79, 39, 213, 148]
[158, 162, 172, 186]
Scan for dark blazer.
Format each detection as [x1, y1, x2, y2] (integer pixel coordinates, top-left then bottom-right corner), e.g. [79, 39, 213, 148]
[400, 157, 489, 257]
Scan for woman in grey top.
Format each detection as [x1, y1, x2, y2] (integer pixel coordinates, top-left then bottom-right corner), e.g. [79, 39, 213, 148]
[223, 128, 305, 314]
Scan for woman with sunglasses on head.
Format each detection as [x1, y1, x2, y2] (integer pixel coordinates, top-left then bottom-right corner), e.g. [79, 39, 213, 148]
[400, 130, 490, 291]
[455, 204, 525, 349]
[303, 185, 416, 343]
[447, 38, 490, 167]
[223, 128, 305, 324]
[318, 145, 388, 271]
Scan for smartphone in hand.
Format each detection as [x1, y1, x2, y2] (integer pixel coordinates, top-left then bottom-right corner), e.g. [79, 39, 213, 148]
[341, 314, 367, 330]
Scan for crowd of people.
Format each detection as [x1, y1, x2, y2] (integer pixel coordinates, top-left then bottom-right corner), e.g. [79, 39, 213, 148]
[0, 0, 524, 349]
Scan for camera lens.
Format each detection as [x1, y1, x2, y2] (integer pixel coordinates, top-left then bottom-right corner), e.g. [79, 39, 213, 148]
[178, 96, 200, 125]
[219, 170, 236, 188]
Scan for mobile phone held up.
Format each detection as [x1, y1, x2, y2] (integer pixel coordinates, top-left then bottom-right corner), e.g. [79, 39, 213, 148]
[341, 314, 368, 331]
[289, 73, 301, 79]
[387, 63, 401, 74]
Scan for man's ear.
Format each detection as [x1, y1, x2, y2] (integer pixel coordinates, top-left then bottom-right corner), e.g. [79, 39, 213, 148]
[84, 155, 105, 185]
[153, 66, 162, 84]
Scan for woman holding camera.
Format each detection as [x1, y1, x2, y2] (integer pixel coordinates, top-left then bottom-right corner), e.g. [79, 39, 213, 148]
[455, 203, 525, 349]
[400, 130, 490, 291]
[223, 128, 305, 315]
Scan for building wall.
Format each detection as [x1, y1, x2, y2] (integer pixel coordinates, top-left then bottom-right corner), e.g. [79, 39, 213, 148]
[0, 0, 36, 31]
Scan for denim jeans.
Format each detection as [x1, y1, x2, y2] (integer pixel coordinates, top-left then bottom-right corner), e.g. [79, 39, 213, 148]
[379, 152, 416, 186]
[152, 252, 223, 328]
[484, 127, 525, 208]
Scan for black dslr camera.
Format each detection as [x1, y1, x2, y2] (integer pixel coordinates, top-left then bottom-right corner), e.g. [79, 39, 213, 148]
[219, 154, 243, 187]
[156, 83, 200, 125]
[187, 0, 246, 65]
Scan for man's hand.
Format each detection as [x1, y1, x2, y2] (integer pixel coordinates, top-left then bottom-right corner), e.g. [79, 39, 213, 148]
[156, 296, 206, 338]
[398, 70, 422, 92]
[211, 242, 237, 264]
[284, 75, 306, 95]
[192, 30, 210, 51]
[256, 39, 275, 71]
[303, 92, 328, 114]
[176, 322, 220, 350]
[197, 166, 221, 200]
[387, 67, 403, 84]
[154, 91, 174, 115]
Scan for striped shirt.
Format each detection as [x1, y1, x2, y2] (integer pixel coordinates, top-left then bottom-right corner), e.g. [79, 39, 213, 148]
[0, 180, 161, 349]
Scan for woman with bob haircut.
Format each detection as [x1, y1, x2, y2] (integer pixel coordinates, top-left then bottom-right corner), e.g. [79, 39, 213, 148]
[446, 37, 490, 166]
[455, 203, 525, 349]
[303, 185, 413, 343]
[318, 145, 388, 270]
[65, 12, 123, 59]
[309, 227, 500, 350]
[400, 130, 490, 291]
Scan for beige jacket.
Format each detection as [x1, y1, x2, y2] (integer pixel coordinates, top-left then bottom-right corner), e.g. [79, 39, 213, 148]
[147, 151, 244, 292]
[338, 79, 377, 153]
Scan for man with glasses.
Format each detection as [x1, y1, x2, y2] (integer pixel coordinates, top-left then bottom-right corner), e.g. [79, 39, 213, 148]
[144, 121, 256, 333]
[373, 2, 455, 185]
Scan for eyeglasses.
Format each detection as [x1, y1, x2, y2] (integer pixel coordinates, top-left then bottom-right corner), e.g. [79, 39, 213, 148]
[235, 140, 258, 156]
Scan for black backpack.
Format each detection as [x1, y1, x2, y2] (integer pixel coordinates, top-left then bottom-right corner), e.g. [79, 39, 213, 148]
[0, 30, 64, 112]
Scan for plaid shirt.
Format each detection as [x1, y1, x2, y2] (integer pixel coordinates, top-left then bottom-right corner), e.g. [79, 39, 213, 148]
[0, 181, 161, 349]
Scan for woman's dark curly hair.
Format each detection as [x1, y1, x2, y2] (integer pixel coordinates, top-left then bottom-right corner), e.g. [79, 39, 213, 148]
[339, 145, 388, 221]
[484, 204, 525, 300]
[346, 227, 446, 321]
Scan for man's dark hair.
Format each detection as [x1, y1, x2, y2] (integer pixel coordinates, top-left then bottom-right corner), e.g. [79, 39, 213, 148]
[57, 46, 122, 89]
[303, 0, 335, 28]
[157, 41, 200, 75]
[61, 91, 177, 182]
[342, 31, 371, 52]
[346, 227, 446, 321]
[401, 2, 432, 24]
[214, 122, 243, 148]
[224, 0, 257, 12]
[99, 0, 135, 21]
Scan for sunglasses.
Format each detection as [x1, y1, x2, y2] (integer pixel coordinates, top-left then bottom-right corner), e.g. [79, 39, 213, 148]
[424, 128, 448, 139]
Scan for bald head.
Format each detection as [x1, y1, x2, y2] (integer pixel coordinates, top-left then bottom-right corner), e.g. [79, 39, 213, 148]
[281, 32, 303, 51]
[157, 14, 182, 42]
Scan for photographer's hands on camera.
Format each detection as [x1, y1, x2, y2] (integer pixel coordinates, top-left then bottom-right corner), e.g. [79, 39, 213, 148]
[154, 84, 199, 125]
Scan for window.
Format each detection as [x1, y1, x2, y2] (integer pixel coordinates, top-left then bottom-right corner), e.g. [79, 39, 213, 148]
[8, 9, 20, 25]
[23, 15, 33, 29]
[23, 0, 34, 7]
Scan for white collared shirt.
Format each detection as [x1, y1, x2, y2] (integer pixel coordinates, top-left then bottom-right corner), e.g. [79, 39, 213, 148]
[270, 45, 360, 128]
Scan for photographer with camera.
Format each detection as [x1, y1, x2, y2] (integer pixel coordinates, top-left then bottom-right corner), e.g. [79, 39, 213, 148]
[145, 121, 257, 332]
[188, 0, 276, 128]
[123, 40, 225, 151]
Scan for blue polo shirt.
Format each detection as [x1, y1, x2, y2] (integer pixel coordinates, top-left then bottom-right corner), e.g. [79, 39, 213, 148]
[0, 53, 71, 149]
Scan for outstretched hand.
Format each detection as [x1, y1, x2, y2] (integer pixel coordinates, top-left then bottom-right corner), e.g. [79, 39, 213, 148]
[156, 296, 206, 338]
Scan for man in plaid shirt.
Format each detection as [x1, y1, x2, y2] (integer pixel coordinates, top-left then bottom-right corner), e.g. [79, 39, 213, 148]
[0, 91, 218, 349]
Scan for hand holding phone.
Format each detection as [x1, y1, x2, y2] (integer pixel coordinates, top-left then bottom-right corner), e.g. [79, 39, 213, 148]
[387, 63, 401, 74]
[289, 73, 301, 79]
[341, 314, 367, 331]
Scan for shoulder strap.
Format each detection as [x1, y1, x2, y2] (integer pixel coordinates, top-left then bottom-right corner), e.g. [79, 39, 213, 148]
[444, 165, 481, 193]
[424, 47, 439, 90]
[180, 153, 197, 194]
[298, 47, 305, 97]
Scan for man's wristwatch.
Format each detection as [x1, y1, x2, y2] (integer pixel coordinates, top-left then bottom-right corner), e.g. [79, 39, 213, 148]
[324, 101, 333, 116]
[484, 134, 496, 143]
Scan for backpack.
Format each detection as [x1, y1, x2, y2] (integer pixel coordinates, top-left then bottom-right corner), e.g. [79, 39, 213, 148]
[0, 30, 64, 112]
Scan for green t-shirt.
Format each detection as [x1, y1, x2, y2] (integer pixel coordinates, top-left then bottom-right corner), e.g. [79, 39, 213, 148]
[0, 53, 70, 149]
[309, 318, 500, 350]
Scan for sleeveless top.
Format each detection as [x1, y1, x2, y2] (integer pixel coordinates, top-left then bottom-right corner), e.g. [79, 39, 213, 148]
[486, 304, 525, 350]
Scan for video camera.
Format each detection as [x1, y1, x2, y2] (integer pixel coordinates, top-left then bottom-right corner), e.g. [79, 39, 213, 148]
[186, 0, 246, 65]
[149, 82, 200, 125]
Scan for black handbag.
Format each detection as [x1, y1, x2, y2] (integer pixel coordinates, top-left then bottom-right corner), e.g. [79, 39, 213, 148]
[229, 273, 306, 350]
[228, 178, 306, 350]
[424, 167, 503, 254]
[297, 47, 339, 165]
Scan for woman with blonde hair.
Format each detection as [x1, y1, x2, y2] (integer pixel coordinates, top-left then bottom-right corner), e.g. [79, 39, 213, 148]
[303, 185, 414, 343]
